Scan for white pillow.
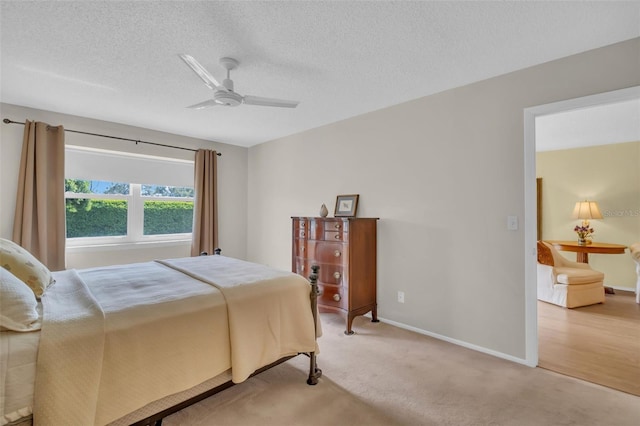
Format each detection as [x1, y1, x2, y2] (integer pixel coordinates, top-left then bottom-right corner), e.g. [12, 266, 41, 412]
[0, 237, 54, 298]
[0, 267, 41, 332]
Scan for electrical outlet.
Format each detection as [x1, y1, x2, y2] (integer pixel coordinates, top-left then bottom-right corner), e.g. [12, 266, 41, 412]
[397, 291, 405, 303]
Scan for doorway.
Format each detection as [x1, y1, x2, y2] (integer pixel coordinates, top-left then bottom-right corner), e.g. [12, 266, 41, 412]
[523, 85, 640, 393]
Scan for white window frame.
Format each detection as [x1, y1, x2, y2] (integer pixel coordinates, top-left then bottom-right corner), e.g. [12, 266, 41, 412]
[65, 145, 195, 248]
[65, 182, 194, 247]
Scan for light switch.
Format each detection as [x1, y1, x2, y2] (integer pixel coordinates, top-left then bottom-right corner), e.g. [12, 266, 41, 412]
[507, 215, 518, 230]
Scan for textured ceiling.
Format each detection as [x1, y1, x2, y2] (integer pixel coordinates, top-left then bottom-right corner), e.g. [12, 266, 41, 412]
[1, 1, 639, 148]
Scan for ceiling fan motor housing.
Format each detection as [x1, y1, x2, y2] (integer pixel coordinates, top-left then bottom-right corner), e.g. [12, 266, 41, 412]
[214, 90, 242, 107]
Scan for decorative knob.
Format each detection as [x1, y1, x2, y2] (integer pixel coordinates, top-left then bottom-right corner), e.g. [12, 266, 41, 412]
[334, 250, 341, 257]
[334, 234, 341, 240]
[334, 223, 341, 229]
[301, 246, 305, 251]
[333, 293, 341, 302]
[300, 231, 305, 237]
[333, 271, 341, 280]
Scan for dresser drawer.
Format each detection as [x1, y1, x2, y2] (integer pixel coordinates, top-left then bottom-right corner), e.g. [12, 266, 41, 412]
[315, 242, 349, 265]
[293, 218, 308, 229]
[295, 240, 324, 260]
[293, 258, 311, 276]
[324, 231, 348, 242]
[318, 265, 346, 285]
[318, 283, 347, 309]
[323, 220, 348, 232]
[295, 219, 324, 240]
[295, 228, 310, 240]
[293, 240, 309, 258]
[294, 259, 345, 284]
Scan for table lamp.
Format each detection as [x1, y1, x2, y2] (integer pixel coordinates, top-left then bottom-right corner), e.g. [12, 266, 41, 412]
[572, 200, 603, 245]
[572, 200, 603, 227]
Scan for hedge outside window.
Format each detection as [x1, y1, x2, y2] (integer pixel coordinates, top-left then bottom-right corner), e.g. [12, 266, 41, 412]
[65, 180, 194, 242]
[64, 146, 195, 246]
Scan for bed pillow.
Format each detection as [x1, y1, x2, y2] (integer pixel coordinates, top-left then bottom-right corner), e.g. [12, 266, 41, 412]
[0, 267, 41, 332]
[0, 238, 54, 298]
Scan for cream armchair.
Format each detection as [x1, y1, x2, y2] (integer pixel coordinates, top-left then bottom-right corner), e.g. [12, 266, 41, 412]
[630, 243, 640, 304]
[537, 241, 605, 308]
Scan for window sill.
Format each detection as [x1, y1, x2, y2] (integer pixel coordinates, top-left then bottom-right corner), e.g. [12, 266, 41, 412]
[66, 239, 191, 252]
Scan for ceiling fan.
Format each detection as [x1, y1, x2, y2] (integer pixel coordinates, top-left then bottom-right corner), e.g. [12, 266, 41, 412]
[179, 54, 299, 109]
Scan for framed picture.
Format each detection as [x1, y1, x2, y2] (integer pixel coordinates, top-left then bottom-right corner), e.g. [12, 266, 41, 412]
[334, 194, 359, 217]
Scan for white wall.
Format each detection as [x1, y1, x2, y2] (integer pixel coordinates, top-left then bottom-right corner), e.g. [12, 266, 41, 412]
[247, 38, 640, 362]
[0, 103, 248, 266]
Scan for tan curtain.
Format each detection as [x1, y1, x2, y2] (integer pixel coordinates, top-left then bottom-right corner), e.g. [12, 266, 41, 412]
[12, 120, 66, 271]
[191, 149, 218, 256]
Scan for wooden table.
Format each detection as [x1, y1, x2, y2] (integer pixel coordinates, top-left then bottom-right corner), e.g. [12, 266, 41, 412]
[545, 240, 627, 294]
[545, 240, 627, 264]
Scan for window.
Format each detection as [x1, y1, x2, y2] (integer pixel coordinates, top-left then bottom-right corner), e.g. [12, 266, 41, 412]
[141, 184, 195, 236]
[65, 179, 129, 238]
[65, 146, 195, 245]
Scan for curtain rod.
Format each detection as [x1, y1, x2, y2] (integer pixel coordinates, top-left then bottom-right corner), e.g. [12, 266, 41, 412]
[2, 118, 222, 156]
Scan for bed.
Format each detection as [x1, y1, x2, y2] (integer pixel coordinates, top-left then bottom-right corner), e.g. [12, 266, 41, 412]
[0, 244, 321, 426]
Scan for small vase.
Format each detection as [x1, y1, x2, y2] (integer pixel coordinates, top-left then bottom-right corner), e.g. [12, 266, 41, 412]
[577, 237, 587, 246]
[319, 203, 328, 218]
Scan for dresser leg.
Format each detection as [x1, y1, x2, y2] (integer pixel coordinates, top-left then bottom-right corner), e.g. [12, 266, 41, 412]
[371, 306, 379, 323]
[345, 314, 355, 335]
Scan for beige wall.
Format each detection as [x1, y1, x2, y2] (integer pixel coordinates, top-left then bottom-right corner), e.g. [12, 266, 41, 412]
[0, 103, 249, 267]
[247, 38, 640, 362]
[537, 141, 640, 290]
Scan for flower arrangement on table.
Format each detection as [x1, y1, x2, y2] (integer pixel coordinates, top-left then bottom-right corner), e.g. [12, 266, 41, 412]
[574, 225, 594, 245]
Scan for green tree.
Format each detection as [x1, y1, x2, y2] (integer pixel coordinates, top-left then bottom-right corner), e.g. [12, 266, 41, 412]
[105, 182, 130, 194]
[141, 185, 194, 197]
[65, 179, 92, 212]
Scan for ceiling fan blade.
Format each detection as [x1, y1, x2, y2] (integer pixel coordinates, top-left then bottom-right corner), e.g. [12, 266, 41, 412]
[179, 54, 228, 92]
[185, 99, 219, 110]
[243, 95, 299, 108]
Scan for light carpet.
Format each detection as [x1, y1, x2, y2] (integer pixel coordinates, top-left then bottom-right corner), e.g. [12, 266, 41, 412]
[164, 313, 640, 425]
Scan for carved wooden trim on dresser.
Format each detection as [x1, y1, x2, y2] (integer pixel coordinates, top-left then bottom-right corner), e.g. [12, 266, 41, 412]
[292, 216, 379, 335]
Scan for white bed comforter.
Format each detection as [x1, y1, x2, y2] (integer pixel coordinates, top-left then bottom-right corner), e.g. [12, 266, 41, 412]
[34, 256, 316, 426]
[35, 261, 229, 426]
[158, 255, 318, 383]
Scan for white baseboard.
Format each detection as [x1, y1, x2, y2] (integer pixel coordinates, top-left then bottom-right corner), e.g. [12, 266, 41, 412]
[363, 313, 534, 368]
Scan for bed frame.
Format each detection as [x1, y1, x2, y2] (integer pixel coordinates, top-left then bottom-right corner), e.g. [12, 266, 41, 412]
[130, 254, 322, 426]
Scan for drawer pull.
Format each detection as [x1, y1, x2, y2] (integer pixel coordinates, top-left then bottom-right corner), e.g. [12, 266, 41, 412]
[300, 231, 305, 237]
[333, 293, 341, 302]
[334, 234, 341, 240]
[301, 265, 305, 271]
[333, 271, 341, 280]
[301, 246, 305, 251]
[334, 223, 341, 229]
[334, 250, 341, 257]
[317, 288, 323, 296]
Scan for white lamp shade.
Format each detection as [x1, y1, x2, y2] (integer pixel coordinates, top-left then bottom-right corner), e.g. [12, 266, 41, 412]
[572, 201, 603, 220]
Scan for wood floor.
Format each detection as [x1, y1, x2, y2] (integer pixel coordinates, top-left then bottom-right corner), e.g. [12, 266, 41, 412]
[537, 290, 640, 396]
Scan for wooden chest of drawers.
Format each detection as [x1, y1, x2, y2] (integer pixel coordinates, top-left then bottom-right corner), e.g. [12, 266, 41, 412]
[292, 217, 378, 334]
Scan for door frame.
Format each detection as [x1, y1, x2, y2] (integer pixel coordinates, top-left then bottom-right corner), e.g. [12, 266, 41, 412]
[523, 85, 640, 367]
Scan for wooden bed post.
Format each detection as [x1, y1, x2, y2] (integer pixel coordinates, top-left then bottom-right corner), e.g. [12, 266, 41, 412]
[307, 265, 322, 385]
